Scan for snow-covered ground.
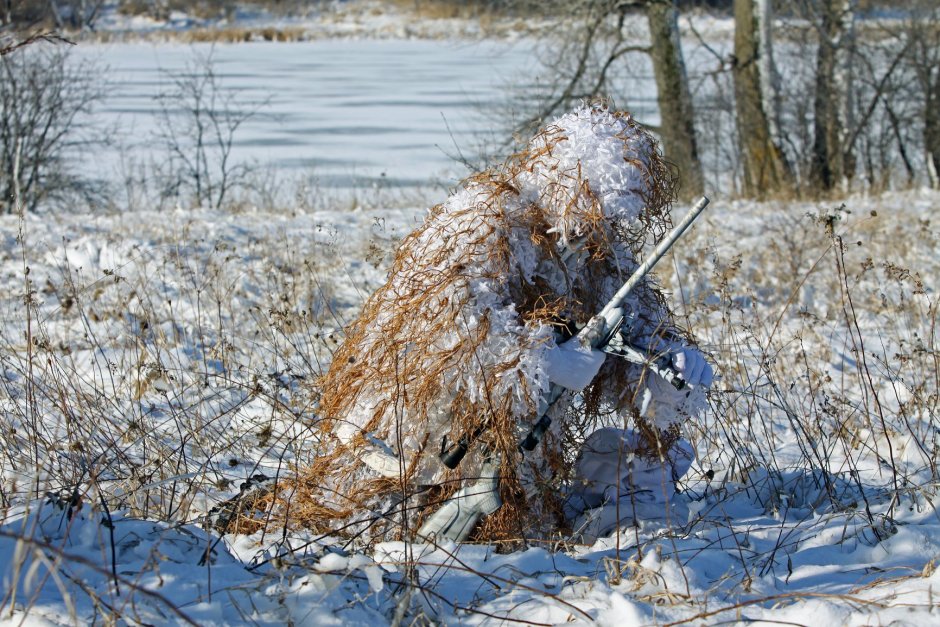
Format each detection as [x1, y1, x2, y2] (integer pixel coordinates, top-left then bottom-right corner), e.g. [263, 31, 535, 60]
[1, 187, 938, 625]
[1, 3, 938, 625]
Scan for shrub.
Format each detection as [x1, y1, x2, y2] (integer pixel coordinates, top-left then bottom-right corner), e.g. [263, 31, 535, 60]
[0, 43, 103, 213]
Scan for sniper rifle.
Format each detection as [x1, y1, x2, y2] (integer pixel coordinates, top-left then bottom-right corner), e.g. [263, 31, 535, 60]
[417, 196, 710, 543]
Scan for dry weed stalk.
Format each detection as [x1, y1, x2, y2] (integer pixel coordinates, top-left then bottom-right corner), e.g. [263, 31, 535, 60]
[670, 199, 939, 543]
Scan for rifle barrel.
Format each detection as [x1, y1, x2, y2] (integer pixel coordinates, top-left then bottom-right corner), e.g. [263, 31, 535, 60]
[598, 196, 710, 322]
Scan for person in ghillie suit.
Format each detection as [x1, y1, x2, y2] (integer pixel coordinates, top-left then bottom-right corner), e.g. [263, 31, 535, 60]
[300, 104, 713, 546]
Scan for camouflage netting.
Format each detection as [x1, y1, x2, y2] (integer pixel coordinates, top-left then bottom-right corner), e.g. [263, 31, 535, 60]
[282, 104, 705, 546]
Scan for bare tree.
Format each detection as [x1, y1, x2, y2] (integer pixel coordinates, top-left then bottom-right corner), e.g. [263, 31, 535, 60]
[498, 1, 932, 197]
[501, 2, 646, 134]
[731, 0, 793, 197]
[154, 50, 266, 210]
[0, 43, 102, 213]
[647, 0, 703, 197]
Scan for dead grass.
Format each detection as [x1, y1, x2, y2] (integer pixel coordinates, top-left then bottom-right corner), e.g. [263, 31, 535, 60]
[0, 209, 347, 524]
[664, 196, 939, 531]
[182, 26, 308, 44]
[1, 184, 938, 622]
[385, 0, 498, 21]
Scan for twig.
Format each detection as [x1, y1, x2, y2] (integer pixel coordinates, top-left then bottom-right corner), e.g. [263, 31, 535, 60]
[0, 31, 73, 56]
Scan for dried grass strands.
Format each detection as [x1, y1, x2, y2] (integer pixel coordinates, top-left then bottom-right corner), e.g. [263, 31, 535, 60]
[292, 105, 687, 545]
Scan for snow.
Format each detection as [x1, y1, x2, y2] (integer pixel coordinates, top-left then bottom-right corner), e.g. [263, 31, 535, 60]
[0, 4, 938, 625]
[0, 186, 938, 625]
[71, 39, 536, 198]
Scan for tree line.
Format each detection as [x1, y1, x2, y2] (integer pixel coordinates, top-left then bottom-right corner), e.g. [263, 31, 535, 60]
[1, 0, 938, 213]
[504, 0, 940, 199]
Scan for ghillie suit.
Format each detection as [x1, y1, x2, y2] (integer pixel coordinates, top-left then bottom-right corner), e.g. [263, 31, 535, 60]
[297, 104, 708, 546]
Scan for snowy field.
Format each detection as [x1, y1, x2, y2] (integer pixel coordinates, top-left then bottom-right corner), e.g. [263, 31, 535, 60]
[1, 188, 939, 625]
[1, 4, 939, 626]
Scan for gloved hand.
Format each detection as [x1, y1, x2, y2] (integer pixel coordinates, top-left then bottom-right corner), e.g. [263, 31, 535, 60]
[670, 347, 713, 388]
[544, 338, 606, 391]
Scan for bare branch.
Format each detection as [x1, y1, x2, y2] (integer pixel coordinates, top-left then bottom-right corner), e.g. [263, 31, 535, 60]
[0, 31, 72, 56]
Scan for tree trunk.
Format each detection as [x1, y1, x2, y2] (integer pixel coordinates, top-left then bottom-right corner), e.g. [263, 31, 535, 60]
[919, 9, 940, 190]
[732, 0, 793, 197]
[901, 0, 940, 189]
[812, 0, 857, 192]
[646, 0, 703, 199]
[926, 76, 940, 189]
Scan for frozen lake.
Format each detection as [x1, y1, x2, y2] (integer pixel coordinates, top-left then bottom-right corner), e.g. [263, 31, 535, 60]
[73, 38, 674, 203]
[75, 40, 543, 198]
